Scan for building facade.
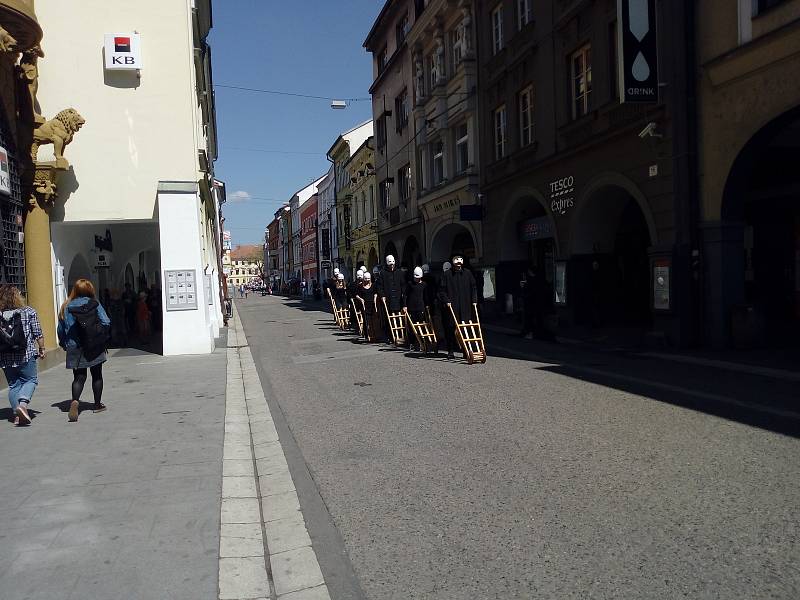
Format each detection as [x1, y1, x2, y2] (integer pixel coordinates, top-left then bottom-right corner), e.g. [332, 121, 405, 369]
[410, 0, 481, 269]
[267, 215, 280, 282]
[697, 0, 800, 349]
[289, 176, 323, 282]
[473, 0, 695, 345]
[35, 0, 223, 355]
[300, 193, 318, 288]
[315, 165, 336, 282]
[0, 0, 40, 338]
[344, 137, 379, 274]
[227, 244, 263, 288]
[364, 0, 423, 269]
[278, 204, 291, 284]
[327, 120, 373, 277]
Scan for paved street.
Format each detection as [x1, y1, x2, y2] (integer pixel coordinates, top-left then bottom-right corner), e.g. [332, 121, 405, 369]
[237, 294, 800, 600]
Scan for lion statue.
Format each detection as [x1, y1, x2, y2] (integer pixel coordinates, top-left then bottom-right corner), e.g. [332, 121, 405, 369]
[31, 108, 86, 165]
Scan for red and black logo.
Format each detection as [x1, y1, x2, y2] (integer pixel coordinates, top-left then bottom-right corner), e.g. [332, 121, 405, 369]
[0, 149, 8, 175]
[114, 37, 131, 53]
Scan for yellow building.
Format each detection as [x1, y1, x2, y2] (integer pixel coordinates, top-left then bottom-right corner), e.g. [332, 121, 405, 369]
[344, 137, 379, 274]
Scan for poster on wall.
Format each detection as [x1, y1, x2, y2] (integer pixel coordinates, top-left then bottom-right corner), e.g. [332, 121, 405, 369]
[617, 0, 660, 104]
[205, 274, 213, 306]
[165, 269, 199, 311]
[653, 259, 670, 311]
[554, 262, 567, 305]
[0, 146, 11, 196]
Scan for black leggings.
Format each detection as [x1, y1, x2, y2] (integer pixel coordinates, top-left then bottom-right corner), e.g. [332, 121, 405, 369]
[72, 364, 104, 404]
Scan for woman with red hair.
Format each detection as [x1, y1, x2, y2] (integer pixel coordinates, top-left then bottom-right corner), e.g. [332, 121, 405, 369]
[57, 278, 111, 422]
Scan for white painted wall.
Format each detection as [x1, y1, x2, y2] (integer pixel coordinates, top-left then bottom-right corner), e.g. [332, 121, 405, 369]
[158, 189, 212, 355]
[36, 0, 203, 222]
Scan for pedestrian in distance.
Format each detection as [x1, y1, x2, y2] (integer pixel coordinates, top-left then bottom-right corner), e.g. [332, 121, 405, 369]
[136, 291, 152, 342]
[122, 282, 136, 334]
[0, 285, 45, 426]
[108, 288, 128, 347]
[58, 278, 111, 422]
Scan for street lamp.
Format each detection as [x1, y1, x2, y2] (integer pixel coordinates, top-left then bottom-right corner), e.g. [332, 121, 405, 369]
[331, 100, 347, 110]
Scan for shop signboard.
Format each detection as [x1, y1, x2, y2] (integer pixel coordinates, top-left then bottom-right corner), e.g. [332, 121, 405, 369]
[165, 269, 199, 311]
[104, 33, 143, 70]
[519, 216, 554, 242]
[0, 146, 10, 196]
[549, 176, 575, 215]
[617, 0, 659, 103]
[222, 231, 232, 251]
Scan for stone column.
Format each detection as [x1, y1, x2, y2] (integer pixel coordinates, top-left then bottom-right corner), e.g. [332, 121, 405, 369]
[24, 194, 55, 348]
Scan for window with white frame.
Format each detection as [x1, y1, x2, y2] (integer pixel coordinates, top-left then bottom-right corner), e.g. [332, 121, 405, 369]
[518, 0, 532, 29]
[451, 25, 463, 68]
[519, 86, 534, 146]
[432, 141, 445, 184]
[494, 105, 507, 160]
[492, 4, 504, 54]
[571, 44, 592, 119]
[455, 122, 469, 173]
[380, 180, 390, 210]
[398, 165, 411, 203]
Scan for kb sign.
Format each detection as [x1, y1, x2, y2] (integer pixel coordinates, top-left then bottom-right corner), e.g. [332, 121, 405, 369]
[104, 33, 143, 71]
[617, 0, 659, 104]
[0, 146, 11, 197]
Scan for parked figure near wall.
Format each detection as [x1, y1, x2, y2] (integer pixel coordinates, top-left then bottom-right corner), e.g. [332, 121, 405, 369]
[0, 285, 45, 427]
[122, 282, 137, 334]
[108, 289, 128, 347]
[136, 292, 151, 342]
[58, 278, 111, 423]
[404, 267, 429, 352]
[148, 285, 162, 332]
[439, 255, 477, 360]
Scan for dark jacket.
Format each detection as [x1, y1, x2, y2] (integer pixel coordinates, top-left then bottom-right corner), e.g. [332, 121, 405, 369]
[377, 268, 405, 311]
[438, 268, 477, 322]
[404, 280, 427, 313]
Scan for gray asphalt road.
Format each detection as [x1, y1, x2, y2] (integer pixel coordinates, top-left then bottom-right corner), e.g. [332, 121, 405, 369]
[238, 295, 799, 600]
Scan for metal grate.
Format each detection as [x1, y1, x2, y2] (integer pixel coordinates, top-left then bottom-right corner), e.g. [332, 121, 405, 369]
[0, 109, 26, 293]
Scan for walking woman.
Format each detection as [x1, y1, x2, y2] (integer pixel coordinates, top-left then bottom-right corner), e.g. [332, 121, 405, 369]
[58, 279, 111, 422]
[0, 285, 45, 426]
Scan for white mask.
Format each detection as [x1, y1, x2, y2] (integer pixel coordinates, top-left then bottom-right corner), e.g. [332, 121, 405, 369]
[413, 267, 423, 278]
[385, 255, 395, 267]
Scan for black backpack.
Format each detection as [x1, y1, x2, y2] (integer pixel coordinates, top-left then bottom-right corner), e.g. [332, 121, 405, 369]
[0, 310, 26, 353]
[69, 299, 110, 361]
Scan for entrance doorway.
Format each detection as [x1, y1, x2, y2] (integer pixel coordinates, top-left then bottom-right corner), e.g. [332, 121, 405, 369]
[430, 223, 476, 265]
[572, 185, 653, 328]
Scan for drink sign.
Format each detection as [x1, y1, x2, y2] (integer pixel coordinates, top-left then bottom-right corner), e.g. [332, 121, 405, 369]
[549, 176, 575, 216]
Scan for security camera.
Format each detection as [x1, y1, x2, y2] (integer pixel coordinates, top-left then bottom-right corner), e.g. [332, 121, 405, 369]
[638, 122, 662, 139]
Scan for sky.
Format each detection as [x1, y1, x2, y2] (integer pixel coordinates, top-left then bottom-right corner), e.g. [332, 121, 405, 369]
[210, 1, 381, 246]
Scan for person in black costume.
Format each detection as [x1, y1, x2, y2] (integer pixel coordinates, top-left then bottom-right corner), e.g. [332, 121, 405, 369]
[376, 254, 405, 344]
[333, 273, 348, 309]
[356, 271, 379, 341]
[404, 266, 430, 352]
[438, 255, 477, 359]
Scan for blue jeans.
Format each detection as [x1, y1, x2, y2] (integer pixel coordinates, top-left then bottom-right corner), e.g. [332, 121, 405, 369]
[3, 359, 38, 411]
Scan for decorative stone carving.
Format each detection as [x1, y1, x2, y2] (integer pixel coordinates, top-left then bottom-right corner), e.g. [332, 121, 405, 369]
[30, 108, 85, 168]
[30, 162, 58, 208]
[461, 6, 473, 57]
[414, 53, 425, 102]
[0, 24, 16, 53]
[434, 33, 445, 83]
[19, 44, 43, 123]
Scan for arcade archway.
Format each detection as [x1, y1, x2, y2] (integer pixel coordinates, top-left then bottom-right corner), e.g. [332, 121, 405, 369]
[367, 247, 378, 272]
[571, 183, 653, 327]
[402, 235, 421, 269]
[721, 105, 800, 346]
[430, 223, 476, 265]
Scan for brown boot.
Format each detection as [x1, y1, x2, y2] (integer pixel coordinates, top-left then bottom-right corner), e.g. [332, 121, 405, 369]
[68, 400, 79, 422]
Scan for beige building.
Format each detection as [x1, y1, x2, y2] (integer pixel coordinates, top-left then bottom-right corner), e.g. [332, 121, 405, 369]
[34, 0, 223, 355]
[698, 0, 800, 347]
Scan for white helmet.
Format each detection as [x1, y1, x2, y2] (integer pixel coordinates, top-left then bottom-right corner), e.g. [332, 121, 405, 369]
[422, 263, 430, 274]
[413, 267, 423, 278]
[385, 254, 395, 266]
[337, 273, 345, 280]
[333, 268, 340, 275]
[356, 271, 364, 280]
[453, 255, 464, 266]
[373, 266, 379, 274]
[363, 272, 372, 281]
[443, 261, 452, 272]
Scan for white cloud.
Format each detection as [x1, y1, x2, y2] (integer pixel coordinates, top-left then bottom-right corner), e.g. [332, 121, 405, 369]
[230, 190, 252, 202]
